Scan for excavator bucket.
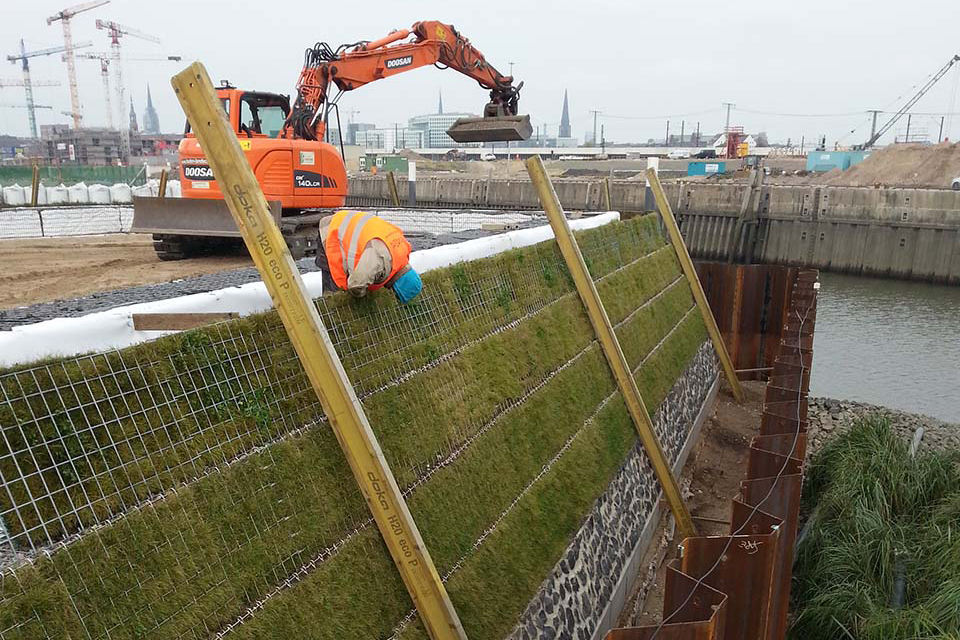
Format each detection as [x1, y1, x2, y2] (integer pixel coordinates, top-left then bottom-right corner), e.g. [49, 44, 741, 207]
[446, 115, 533, 143]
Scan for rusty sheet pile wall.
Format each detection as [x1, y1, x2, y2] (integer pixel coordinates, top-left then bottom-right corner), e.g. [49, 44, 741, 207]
[694, 263, 801, 378]
[0, 216, 718, 640]
[608, 268, 819, 640]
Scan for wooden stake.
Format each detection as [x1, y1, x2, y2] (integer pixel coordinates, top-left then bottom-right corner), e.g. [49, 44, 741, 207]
[527, 155, 697, 539]
[171, 62, 467, 640]
[647, 168, 744, 402]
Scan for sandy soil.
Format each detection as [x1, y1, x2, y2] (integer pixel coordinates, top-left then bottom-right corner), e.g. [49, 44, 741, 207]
[617, 379, 765, 628]
[769, 142, 960, 188]
[0, 234, 251, 309]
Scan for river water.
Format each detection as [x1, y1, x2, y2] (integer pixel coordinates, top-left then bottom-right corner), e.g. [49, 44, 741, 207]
[810, 273, 960, 423]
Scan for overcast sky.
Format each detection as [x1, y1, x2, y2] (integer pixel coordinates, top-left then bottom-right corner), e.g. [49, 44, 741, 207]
[3, 0, 959, 146]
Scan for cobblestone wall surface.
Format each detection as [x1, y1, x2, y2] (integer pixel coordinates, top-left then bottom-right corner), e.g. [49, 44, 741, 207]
[509, 341, 719, 640]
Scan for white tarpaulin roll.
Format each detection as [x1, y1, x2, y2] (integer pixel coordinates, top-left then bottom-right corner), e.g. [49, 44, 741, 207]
[0, 213, 621, 366]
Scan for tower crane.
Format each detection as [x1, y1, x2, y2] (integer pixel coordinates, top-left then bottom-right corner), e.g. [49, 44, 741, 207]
[0, 79, 60, 89]
[77, 52, 180, 129]
[47, 0, 111, 129]
[860, 54, 960, 149]
[95, 19, 161, 162]
[0, 104, 54, 110]
[6, 39, 92, 138]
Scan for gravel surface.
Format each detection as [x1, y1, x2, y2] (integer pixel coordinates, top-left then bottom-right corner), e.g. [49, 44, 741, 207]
[0, 228, 521, 330]
[807, 397, 960, 455]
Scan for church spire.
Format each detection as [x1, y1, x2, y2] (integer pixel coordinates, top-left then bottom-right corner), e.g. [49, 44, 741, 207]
[143, 84, 161, 134]
[129, 95, 139, 133]
[559, 89, 571, 138]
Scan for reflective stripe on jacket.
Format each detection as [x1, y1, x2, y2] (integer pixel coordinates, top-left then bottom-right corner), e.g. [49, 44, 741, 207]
[324, 211, 411, 291]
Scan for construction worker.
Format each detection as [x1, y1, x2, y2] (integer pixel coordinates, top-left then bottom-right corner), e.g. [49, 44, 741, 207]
[315, 211, 423, 303]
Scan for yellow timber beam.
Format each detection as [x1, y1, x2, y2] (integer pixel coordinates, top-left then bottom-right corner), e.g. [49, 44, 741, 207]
[526, 155, 697, 540]
[646, 168, 744, 403]
[171, 62, 467, 640]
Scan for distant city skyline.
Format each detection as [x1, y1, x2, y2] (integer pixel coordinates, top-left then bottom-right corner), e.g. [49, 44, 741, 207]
[1, 0, 958, 146]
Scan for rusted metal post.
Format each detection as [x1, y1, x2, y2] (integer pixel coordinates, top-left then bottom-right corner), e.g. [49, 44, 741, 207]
[527, 155, 697, 539]
[171, 61, 467, 640]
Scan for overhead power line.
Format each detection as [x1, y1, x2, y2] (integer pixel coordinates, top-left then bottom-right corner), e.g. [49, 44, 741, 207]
[599, 108, 715, 121]
[735, 107, 863, 118]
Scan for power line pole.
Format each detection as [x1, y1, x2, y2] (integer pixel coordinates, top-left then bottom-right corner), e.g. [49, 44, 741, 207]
[665, 120, 670, 147]
[905, 114, 912, 143]
[588, 109, 601, 146]
[722, 102, 735, 130]
[694, 121, 700, 146]
[680, 120, 685, 146]
[938, 116, 945, 143]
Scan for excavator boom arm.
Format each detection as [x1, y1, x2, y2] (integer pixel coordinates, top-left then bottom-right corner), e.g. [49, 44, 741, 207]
[287, 21, 525, 141]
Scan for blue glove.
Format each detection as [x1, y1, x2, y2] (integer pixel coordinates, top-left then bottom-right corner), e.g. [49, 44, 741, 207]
[392, 267, 422, 304]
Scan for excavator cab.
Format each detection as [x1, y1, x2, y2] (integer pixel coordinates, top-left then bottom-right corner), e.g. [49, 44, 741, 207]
[183, 85, 290, 139]
[135, 21, 532, 261]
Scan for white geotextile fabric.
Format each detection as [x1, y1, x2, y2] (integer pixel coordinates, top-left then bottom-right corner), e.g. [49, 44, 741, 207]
[0, 212, 620, 367]
[0, 207, 134, 239]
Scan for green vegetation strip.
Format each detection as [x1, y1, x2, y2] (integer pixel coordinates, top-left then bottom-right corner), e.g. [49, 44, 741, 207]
[0, 216, 709, 640]
[791, 418, 960, 640]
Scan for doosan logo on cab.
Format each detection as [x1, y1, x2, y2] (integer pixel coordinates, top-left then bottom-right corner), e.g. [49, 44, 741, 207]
[184, 165, 214, 180]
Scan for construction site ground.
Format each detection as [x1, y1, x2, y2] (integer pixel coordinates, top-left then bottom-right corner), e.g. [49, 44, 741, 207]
[0, 226, 523, 328]
[0, 234, 251, 309]
[619, 379, 765, 627]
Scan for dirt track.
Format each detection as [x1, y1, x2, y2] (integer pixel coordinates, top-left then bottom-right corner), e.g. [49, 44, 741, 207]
[619, 380, 764, 627]
[0, 234, 251, 309]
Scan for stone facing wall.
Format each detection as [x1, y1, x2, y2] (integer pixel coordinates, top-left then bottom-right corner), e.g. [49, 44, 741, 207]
[508, 341, 719, 640]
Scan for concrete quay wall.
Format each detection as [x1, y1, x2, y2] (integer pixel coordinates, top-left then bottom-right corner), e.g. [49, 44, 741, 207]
[347, 176, 960, 282]
[675, 183, 960, 283]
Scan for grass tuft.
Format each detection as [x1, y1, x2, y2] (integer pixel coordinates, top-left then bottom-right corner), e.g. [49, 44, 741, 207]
[791, 417, 960, 639]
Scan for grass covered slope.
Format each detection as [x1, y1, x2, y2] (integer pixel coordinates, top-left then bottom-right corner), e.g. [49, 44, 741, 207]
[791, 418, 960, 640]
[0, 216, 709, 640]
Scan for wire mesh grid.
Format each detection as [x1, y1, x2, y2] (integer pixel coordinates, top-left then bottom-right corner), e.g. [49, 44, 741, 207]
[0, 214, 700, 639]
[0, 317, 323, 556]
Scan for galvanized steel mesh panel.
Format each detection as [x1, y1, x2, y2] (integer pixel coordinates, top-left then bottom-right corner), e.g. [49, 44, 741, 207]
[0, 216, 708, 640]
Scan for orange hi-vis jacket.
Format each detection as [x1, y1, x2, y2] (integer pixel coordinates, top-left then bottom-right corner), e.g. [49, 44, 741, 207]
[324, 211, 412, 291]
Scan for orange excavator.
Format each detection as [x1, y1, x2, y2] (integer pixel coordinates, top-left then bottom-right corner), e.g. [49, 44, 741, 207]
[132, 20, 531, 259]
